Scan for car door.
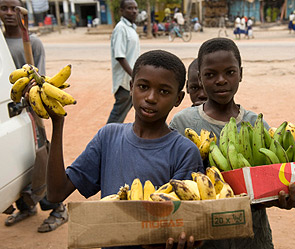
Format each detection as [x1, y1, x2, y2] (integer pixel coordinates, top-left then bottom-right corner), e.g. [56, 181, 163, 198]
[0, 29, 36, 213]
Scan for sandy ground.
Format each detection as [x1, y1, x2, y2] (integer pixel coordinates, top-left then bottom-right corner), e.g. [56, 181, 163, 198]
[1, 26, 295, 249]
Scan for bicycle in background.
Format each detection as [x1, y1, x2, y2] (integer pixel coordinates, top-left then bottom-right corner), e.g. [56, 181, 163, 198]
[168, 21, 192, 42]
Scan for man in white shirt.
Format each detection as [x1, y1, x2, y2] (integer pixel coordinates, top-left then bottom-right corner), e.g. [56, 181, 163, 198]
[107, 0, 140, 123]
[174, 9, 184, 26]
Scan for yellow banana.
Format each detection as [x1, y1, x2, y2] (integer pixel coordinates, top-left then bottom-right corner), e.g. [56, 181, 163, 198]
[198, 139, 211, 160]
[40, 88, 67, 116]
[100, 194, 120, 201]
[286, 122, 295, 141]
[209, 166, 225, 182]
[154, 182, 173, 194]
[218, 182, 235, 199]
[150, 192, 180, 201]
[58, 82, 70, 89]
[10, 77, 31, 102]
[170, 179, 200, 200]
[184, 128, 202, 148]
[143, 180, 156, 201]
[200, 129, 210, 141]
[268, 127, 277, 138]
[9, 68, 30, 84]
[168, 191, 180, 200]
[42, 82, 76, 106]
[47, 64, 72, 87]
[192, 172, 216, 200]
[130, 178, 143, 200]
[117, 184, 130, 200]
[214, 178, 225, 195]
[206, 166, 223, 185]
[29, 85, 49, 119]
[22, 63, 38, 72]
[199, 131, 217, 160]
[127, 190, 131, 200]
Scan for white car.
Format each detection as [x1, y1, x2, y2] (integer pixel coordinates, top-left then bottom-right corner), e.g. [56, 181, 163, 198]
[0, 29, 47, 213]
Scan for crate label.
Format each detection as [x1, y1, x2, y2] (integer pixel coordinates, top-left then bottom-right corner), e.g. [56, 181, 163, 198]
[212, 210, 246, 227]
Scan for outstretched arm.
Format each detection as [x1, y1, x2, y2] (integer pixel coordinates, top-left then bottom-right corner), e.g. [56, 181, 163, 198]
[46, 114, 76, 203]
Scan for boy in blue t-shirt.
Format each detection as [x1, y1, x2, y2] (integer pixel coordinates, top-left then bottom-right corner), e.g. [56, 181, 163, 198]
[44, 50, 204, 248]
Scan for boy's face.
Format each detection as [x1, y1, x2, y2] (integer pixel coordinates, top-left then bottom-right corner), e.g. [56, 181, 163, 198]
[121, 0, 138, 24]
[0, 0, 21, 27]
[131, 65, 184, 124]
[187, 68, 207, 106]
[198, 50, 242, 106]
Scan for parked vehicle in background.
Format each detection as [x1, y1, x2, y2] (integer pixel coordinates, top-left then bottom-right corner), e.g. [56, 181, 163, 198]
[0, 29, 47, 213]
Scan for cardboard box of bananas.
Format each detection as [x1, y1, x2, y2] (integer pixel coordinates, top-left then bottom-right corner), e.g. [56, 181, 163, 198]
[100, 166, 235, 201]
[185, 114, 295, 203]
[68, 168, 253, 248]
[9, 63, 76, 119]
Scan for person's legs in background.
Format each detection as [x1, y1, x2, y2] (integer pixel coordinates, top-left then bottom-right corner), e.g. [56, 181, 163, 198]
[107, 86, 133, 124]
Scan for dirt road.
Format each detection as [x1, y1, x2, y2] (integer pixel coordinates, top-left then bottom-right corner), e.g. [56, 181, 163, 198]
[1, 26, 295, 249]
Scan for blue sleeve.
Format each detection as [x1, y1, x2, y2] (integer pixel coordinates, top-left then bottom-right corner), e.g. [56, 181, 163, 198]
[172, 137, 205, 180]
[66, 132, 102, 198]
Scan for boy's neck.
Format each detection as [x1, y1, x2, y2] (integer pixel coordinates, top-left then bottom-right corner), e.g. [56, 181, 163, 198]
[4, 26, 22, 39]
[133, 119, 171, 139]
[203, 101, 240, 122]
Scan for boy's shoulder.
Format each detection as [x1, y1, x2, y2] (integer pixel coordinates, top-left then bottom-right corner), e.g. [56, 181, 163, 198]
[170, 106, 201, 125]
[172, 106, 199, 119]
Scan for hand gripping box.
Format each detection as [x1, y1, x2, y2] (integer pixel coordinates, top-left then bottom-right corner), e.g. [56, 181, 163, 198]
[222, 162, 295, 204]
[68, 196, 253, 248]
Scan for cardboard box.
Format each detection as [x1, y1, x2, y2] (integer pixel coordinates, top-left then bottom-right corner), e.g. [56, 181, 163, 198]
[68, 196, 253, 248]
[222, 162, 295, 204]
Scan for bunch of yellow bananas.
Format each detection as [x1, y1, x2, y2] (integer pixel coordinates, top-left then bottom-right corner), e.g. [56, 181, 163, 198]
[208, 114, 295, 172]
[9, 64, 76, 119]
[184, 128, 217, 160]
[100, 166, 235, 201]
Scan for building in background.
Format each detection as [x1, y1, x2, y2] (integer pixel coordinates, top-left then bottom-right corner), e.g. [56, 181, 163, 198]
[23, 0, 112, 27]
[181, 0, 294, 27]
[22, 0, 295, 28]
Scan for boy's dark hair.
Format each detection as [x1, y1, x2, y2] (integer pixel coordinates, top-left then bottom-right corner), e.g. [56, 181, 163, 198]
[132, 50, 186, 92]
[197, 38, 241, 71]
[187, 58, 198, 78]
[186, 58, 198, 91]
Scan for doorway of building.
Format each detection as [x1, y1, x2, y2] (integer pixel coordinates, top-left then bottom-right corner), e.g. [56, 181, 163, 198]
[263, 0, 284, 22]
[80, 4, 97, 26]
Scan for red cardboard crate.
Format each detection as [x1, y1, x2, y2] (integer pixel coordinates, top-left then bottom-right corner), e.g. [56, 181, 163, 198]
[221, 162, 295, 204]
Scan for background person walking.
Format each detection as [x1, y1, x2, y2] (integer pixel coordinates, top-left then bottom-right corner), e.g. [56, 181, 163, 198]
[218, 14, 228, 37]
[107, 0, 140, 124]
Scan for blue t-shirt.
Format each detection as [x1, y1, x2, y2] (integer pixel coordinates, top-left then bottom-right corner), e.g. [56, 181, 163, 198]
[66, 123, 204, 199]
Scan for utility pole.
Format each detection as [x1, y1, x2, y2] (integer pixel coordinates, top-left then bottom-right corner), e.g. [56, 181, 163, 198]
[146, 0, 152, 39]
[55, 0, 61, 33]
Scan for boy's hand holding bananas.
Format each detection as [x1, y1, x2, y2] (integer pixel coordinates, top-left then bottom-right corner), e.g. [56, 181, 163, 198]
[9, 64, 76, 119]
